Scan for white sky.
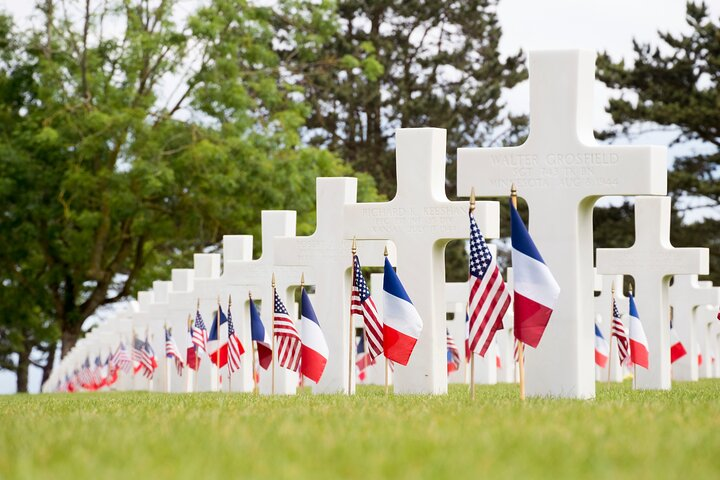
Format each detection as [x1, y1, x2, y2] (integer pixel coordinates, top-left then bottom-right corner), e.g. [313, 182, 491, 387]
[1, 0, 718, 393]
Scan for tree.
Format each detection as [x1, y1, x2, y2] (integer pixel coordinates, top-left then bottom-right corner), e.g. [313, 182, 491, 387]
[280, 0, 526, 196]
[277, 0, 525, 280]
[0, 0, 380, 391]
[595, 1, 720, 283]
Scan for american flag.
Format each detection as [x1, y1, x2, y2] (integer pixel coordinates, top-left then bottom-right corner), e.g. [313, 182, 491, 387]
[355, 335, 375, 381]
[351, 254, 383, 359]
[468, 212, 511, 357]
[611, 298, 629, 365]
[273, 289, 301, 372]
[446, 329, 461, 373]
[227, 306, 245, 374]
[133, 336, 157, 379]
[79, 357, 93, 388]
[165, 327, 185, 376]
[192, 308, 208, 353]
[93, 355, 106, 388]
[112, 342, 132, 373]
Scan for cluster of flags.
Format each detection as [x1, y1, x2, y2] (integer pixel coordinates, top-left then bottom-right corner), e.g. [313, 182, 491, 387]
[60, 185, 720, 395]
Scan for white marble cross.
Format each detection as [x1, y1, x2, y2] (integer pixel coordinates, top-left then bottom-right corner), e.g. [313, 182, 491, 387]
[132, 290, 155, 391]
[165, 268, 196, 392]
[709, 315, 720, 378]
[274, 177, 391, 394]
[695, 303, 719, 379]
[668, 275, 720, 381]
[222, 210, 304, 395]
[457, 50, 667, 398]
[148, 280, 172, 392]
[344, 127, 499, 394]
[593, 274, 627, 382]
[597, 196, 708, 389]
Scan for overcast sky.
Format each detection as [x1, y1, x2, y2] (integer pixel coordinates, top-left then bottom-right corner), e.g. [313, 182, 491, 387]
[1, 0, 717, 393]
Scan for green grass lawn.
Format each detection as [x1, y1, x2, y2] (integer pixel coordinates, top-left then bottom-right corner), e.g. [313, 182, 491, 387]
[1, 381, 719, 479]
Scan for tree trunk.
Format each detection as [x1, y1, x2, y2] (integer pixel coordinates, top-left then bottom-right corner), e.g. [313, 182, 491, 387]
[16, 348, 30, 393]
[61, 329, 82, 358]
[41, 341, 58, 386]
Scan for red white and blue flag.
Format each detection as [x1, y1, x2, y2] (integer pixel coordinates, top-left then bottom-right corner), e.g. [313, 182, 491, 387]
[227, 305, 246, 374]
[446, 329, 461, 373]
[105, 355, 119, 387]
[93, 355, 106, 390]
[510, 201, 560, 347]
[112, 342, 132, 374]
[382, 257, 423, 366]
[208, 306, 230, 368]
[352, 254, 383, 359]
[192, 308, 208, 353]
[355, 335, 375, 382]
[669, 323, 687, 364]
[468, 211, 511, 357]
[628, 293, 649, 369]
[611, 298, 629, 366]
[300, 288, 329, 383]
[133, 336, 158, 379]
[273, 289, 301, 372]
[165, 327, 185, 376]
[595, 324, 609, 368]
[250, 298, 273, 370]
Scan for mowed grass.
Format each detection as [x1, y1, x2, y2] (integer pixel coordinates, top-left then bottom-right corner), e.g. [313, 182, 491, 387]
[2, 382, 720, 480]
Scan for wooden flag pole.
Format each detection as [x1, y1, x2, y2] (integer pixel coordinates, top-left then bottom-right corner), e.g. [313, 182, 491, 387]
[383, 245, 390, 395]
[470, 187, 476, 400]
[629, 283, 636, 390]
[349, 238, 357, 395]
[146, 326, 152, 392]
[186, 314, 194, 393]
[227, 295, 233, 392]
[271, 274, 276, 395]
[249, 291, 259, 395]
[165, 323, 171, 393]
[194, 299, 200, 393]
[216, 295, 222, 393]
[511, 184, 526, 401]
[299, 273, 305, 390]
[608, 283, 615, 384]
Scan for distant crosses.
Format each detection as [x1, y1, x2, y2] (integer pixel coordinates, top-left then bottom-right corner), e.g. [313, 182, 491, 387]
[668, 275, 720, 381]
[458, 50, 667, 398]
[597, 197, 708, 389]
[274, 177, 389, 394]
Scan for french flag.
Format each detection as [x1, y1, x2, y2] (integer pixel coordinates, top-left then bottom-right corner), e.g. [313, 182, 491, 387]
[250, 297, 273, 370]
[300, 288, 329, 383]
[669, 324, 687, 364]
[628, 293, 649, 369]
[207, 306, 229, 368]
[594, 324, 609, 368]
[382, 257, 423, 366]
[510, 201, 560, 348]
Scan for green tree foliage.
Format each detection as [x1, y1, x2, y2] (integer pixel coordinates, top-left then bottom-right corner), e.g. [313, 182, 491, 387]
[594, 1, 720, 283]
[279, 0, 525, 281]
[284, 0, 526, 197]
[0, 0, 380, 391]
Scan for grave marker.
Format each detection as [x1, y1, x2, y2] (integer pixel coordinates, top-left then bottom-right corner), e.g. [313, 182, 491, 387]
[668, 275, 720, 381]
[457, 50, 667, 398]
[344, 128, 499, 394]
[597, 197, 708, 389]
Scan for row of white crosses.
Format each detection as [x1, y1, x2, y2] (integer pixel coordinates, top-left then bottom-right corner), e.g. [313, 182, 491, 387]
[45, 49, 716, 397]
